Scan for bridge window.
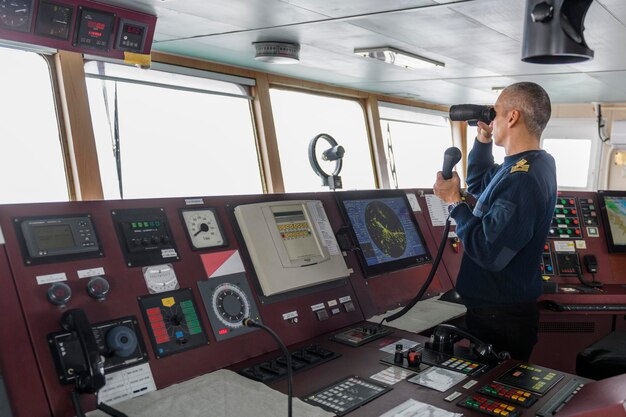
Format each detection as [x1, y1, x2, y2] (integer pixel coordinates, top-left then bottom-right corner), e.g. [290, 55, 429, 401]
[466, 124, 506, 164]
[541, 120, 599, 190]
[270, 89, 376, 192]
[0, 47, 69, 204]
[85, 62, 262, 199]
[380, 103, 452, 188]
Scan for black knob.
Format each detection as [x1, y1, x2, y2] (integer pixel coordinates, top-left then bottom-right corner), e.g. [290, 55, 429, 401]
[150, 236, 160, 244]
[531, 2, 553, 23]
[141, 238, 149, 246]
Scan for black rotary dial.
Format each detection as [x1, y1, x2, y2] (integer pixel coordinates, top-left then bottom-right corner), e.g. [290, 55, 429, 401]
[211, 283, 250, 329]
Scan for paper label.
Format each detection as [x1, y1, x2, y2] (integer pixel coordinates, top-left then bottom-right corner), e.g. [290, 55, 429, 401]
[554, 241, 576, 252]
[97, 363, 156, 405]
[161, 248, 178, 258]
[184, 198, 204, 205]
[339, 296, 352, 303]
[310, 303, 325, 312]
[36, 273, 67, 285]
[282, 311, 298, 320]
[77, 267, 105, 279]
[425, 194, 456, 226]
[406, 193, 421, 212]
[307, 201, 340, 255]
[327, 299, 338, 307]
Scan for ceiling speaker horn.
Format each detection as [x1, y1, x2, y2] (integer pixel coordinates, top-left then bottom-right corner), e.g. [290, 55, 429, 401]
[522, 0, 594, 64]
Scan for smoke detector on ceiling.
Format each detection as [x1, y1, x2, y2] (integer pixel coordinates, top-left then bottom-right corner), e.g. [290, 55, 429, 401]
[253, 42, 300, 64]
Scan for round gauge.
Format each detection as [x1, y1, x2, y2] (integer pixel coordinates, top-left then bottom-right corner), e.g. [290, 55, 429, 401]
[35, 1, 73, 40]
[181, 208, 227, 250]
[211, 283, 250, 329]
[142, 264, 179, 294]
[0, 0, 34, 31]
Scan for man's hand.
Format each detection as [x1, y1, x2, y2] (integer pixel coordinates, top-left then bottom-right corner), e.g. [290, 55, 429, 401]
[476, 121, 493, 143]
[433, 171, 462, 204]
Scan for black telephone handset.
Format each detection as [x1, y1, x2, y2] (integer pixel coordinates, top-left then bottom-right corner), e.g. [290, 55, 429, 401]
[426, 324, 509, 364]
[583, 254, 598, 273]
[60, 309, 106, 394]
[575, 254, 603, 288]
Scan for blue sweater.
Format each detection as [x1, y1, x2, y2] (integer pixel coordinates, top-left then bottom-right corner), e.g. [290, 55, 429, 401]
[451, 140, 557, 307]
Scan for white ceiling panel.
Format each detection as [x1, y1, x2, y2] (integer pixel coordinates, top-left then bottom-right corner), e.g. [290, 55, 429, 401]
[97, 0, 626, 104]
[276, 0, 438, 18]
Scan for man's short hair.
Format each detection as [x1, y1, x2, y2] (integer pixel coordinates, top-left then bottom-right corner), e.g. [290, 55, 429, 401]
[503, 82, 551, 138]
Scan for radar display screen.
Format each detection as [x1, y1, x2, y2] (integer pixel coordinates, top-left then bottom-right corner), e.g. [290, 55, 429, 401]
[336, 190, 431, 276]
[598, 190, 626, 252]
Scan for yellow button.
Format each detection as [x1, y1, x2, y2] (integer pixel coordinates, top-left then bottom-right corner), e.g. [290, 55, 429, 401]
[501, 411, 509, 416]
[523, 393, 530, 397]
[512, 395, 518, 400]
[507, 406, 515, 411]
[519, 397, 526, 402]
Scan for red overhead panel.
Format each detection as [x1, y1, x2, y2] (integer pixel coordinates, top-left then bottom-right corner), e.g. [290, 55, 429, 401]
[0, 0, 156, 59]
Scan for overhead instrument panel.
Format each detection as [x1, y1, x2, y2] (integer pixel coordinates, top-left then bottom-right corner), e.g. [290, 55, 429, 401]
[234, 200, 350, 297]
[15, 214, 103, 265]
[138, 288, 207, 358]
[197, 273, 261, 341]
[180, 208, 227, 250]
[0, 0, 156, 60]
[112, 207, 178, 267]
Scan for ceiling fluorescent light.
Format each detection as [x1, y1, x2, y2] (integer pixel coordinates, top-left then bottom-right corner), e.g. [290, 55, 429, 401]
[354, 47, 444, 69]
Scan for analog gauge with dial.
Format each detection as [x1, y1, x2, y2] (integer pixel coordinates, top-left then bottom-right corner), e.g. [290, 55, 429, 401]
[0, 0, 34, 31]
[211, 282, 250, 329]
[181, 208, 227, 250]
[35, 1, 73, 40]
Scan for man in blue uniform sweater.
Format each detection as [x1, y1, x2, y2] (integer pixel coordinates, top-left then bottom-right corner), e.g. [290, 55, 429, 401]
[434, 82, 557, 361]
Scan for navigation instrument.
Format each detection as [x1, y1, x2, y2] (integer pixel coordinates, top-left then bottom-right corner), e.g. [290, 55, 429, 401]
[335, 190, 431, 277]
[181, 208, 227, 250]
[0, 0, 34, 31]
[598, 190, 626, 252]
[35, 1, 73, 39]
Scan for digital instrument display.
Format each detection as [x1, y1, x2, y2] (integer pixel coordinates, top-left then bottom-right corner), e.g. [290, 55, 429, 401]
[35, 1, 73, 40]
[597, 190, 626, 252]
[336, 190, 431, 277]
[112, 208, 179, 267]
[16, 215, 103, 265]
[115, 18, 147, 52]
[74, 6, 115, 51]
[33, 224, 75, 250]
[496, 363, 564, 396]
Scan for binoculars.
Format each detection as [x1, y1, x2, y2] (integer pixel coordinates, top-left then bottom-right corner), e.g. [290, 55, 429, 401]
[449, 104, 496, 126]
